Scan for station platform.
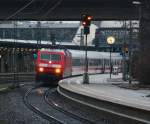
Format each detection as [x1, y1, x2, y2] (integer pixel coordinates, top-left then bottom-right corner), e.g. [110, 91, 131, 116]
[58, 73, 150, 123]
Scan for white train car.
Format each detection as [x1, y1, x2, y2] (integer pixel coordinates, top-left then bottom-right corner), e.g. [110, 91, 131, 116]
[70, 50, 122, 75]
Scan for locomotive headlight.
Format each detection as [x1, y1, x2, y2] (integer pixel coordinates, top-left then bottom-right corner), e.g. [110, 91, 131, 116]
[55, 68, 61, 74]
[39, 67, 44, 72]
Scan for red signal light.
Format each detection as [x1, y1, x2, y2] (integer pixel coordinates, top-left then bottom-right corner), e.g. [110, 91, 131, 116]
[81, 14, 93, 27]
[82, 21, 87, 26]
[87, 16, 92, 20]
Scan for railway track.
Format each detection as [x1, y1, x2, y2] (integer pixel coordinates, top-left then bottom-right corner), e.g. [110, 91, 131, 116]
[1, 73, 149, 124]
[23, 86, 96, 124]
[2, 73, 105, 123]
[44, 88, 94, 124]
[23, 87, 64, 124]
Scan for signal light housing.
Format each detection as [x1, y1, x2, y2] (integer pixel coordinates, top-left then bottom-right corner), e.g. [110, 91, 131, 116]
[123, 42, 128, 54]
[125, 47, 128, 53]
[33, 53, 37, 59]
[82, 14, 93, 27]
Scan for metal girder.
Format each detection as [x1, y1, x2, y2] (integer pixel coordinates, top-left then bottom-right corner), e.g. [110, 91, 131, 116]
[0, 0, 140, 20]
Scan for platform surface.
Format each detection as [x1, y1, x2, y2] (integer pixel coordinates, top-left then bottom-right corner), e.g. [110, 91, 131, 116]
[59, 73, 150, 111]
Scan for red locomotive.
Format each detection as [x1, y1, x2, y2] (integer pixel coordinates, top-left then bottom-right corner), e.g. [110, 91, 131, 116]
[35, 48, 72, 84]
[35, 48, 122, 84]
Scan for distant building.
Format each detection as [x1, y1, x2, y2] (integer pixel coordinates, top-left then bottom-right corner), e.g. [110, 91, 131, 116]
[0, 21, 79, 43]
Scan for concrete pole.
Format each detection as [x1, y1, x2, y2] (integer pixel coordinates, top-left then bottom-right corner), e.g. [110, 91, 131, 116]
[37, 21, 41, 49]
[83, 34, 89, 84]
[129, 20, 132, 84]
[122, 21, 127, 81]
[12, 21, 19, 88]
[80, 28, 84, 46]
[109, 45, 112, 79]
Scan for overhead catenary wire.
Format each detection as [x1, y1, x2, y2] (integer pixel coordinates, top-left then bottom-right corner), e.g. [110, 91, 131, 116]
[5, 0, 35, 20]
[5, 0, 63, 20]
[42, 0, 63, 18]
[21, 0, 50, 14]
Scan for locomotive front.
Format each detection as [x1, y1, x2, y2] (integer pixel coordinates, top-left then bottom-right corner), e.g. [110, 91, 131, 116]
[35, 50, 65, 83]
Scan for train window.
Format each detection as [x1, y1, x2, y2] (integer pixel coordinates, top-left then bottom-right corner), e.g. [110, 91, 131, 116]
[72, 58, 84, 66]
[41, 54, 49, 60]
[51, 54, 61, 61]
[88, 59, 99, 66]
[99, 59, 101, 65]
[41, 53, 61, 61]
[95, 59, 99, 66]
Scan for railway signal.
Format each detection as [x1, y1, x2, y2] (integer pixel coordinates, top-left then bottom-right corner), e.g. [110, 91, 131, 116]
[81, 14, 93, 84]
[123, 42, 128, 54]
[125, 47, 128, 54]
[82, 14, 93, 27]
[81, 14, 93, 34]
[33, 53, 37, 59]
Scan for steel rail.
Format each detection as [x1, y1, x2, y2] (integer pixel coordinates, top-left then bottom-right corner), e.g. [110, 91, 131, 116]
[23, 87, 64, 124]
[44, 88, 95, 124]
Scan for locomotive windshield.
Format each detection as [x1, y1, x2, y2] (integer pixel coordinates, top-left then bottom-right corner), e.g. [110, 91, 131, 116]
[41, 53, 61, 61]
